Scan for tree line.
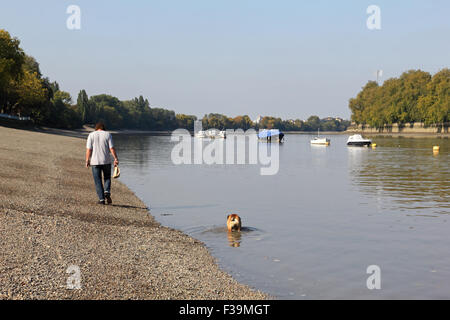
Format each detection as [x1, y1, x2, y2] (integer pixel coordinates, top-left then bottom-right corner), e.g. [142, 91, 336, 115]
[201, 114, 350, 132]
[349, 69, 449, 128]
[0, 30, 82, 129]
[1, 29, 350, 132]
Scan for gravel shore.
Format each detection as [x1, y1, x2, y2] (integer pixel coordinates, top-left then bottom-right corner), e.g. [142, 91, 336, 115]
[0, 126, 268, 300]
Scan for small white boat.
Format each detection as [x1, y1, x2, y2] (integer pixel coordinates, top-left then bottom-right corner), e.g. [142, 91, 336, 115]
[310, 129, 330, 145]
[311, 137, 330, 145]
[207, 129, 226, 139]
[195, 130, 207, 138]
[347, 134, 372, 146]
[196, 129, 226, 139]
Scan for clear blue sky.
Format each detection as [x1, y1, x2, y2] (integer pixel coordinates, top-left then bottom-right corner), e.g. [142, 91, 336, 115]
[1, 0, 449, 120]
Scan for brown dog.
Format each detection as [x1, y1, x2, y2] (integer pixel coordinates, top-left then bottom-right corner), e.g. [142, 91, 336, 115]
[227, 214, 242, 232]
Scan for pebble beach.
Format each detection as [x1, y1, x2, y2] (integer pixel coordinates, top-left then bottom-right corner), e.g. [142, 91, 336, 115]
[0, 126, 268, 300]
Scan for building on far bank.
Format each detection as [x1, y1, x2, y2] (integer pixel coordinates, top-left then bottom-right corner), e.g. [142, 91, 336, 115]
[323, 117, 344, 122]
[254, 115, 262, 124]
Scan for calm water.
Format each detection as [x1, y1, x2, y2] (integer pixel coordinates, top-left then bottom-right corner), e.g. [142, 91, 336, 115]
[114, 133, 449, 299]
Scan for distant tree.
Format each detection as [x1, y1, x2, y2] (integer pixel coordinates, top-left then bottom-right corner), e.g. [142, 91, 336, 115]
[259, 116, 282, 129]
[305, 116, 320, 131]
[0, 29, 25, 114]
[176, 114, 197, 130]
[47, 91, 82, 129]
[77, 90, 90, 124]
[202, 113, 232, 129]
[23, 55, 42, 78]
[418, 68, 450, 125]
[45, 79, 60, 99]
[150, 108, 176, 130]
[349, 69, 449, 128]
[9, 70, 47, 117]
[134, 95, 150, 113]
[89, 94, 127, 128]
[232, 115, 253, 130]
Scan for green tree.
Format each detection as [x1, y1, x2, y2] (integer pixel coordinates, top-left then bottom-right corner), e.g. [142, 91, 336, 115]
[349, 69, 449, 128]
[176, 114, 197, 130]
[0, 29, 25, 114]
[418, 68, 450, 125]
[9, 70, 48, 117]
[304, 116, 320, 131]
[77, 90, 91, 123]
[23, 55, 42, 78]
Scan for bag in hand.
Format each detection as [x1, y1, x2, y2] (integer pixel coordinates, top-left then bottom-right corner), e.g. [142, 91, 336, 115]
[113, 166, 121, 179]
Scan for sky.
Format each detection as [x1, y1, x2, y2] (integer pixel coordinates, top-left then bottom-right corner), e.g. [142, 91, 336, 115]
[1, 0, 449, 120]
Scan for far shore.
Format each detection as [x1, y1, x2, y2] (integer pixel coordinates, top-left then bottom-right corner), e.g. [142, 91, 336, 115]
[343, 131, 449, 138]
[38, 126, 449, 138]
[4, 122, 449, 140]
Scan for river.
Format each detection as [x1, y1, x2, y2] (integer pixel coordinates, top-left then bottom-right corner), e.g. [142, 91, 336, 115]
[114, 133, 449, 299]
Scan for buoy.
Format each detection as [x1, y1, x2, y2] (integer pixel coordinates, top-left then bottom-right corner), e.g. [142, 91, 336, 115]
[433, 146, 440, 155]
[371, 143, 377, 148]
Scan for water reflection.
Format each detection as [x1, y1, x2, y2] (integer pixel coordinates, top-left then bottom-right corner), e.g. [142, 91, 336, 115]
[113, 134, 174, 169]
[227, 231, 242, 247]
[348, 138, 450, 215]
[198, 226, 264, 248]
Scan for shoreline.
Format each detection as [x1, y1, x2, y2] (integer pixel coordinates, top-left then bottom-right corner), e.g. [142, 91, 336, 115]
[10, 125, 450, 141]
[0, 126, 269, 300]
[344, 131, 449, 138]
[9, 122, 450, 138]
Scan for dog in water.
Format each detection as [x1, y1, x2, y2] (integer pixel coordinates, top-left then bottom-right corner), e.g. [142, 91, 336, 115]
[227, 214, 242, 232]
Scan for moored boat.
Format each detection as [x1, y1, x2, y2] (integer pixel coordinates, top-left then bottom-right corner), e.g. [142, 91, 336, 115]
[195, 130, 207, 138]
[206, 129, 226, 139]
[311, 137, 330, 145]
[195, 129, 226, 139]
[258, 129, 285, 143]
[347, 134, 372, 146]
[310, 129, 330, 145]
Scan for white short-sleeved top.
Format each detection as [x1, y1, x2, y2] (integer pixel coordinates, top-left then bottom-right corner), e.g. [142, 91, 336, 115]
[86, 130, 114, 165]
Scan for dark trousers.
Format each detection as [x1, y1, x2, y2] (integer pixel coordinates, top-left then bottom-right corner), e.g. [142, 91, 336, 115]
[91, 164, 112, 201]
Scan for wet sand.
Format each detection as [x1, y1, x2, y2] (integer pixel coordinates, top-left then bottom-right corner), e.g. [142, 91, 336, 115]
[0, 126, 268, 300]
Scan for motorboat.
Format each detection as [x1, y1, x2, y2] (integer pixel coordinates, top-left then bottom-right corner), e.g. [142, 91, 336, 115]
[258, 129, 285, 143]
[195, 129, 226, 139]
[195, 130, 207, 138]
[347, 134, 372, 146]
[206, 129, 226, 139]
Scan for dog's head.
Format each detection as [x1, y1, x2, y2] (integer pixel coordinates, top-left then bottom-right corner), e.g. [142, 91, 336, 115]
[227, 214, 242, 232]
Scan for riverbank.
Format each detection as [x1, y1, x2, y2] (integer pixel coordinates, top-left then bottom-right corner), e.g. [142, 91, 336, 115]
[0, 126, 268, 300]
[346, 122, 449, 136]
[345, 131, 449, 138]
[34, 126, 172, 137]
